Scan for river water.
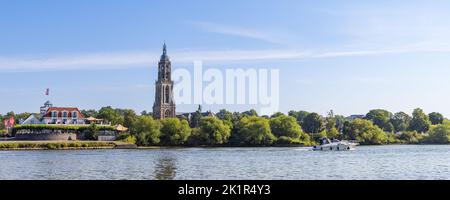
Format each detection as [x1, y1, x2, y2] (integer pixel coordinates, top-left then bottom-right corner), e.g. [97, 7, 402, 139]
[0, 145, 449, 180]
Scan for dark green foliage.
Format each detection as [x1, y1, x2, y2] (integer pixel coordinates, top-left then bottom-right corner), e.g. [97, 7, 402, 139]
[345, 119, 387, 145]
[84, 123, 99, 140]
[241, 109, 258, 117]
[395, 131, 423, 144]
[130, 115, 161, 146]
[365, 109, 394, 132]
[98, 106, 125, 125]
[409, 108, 431, 133]
[197, 117, 231, 145]
[288, 110, 310, 125]
[390, 112, 412, 132]
[80, 109, 98, 118]
[232, 116, 276, 145]
[269, 115, 310, 143]
[302, 113, 325, 134]
[428, 112, 444, 125]
[160, 118, 191, 145]
[424, 124, 450, 144]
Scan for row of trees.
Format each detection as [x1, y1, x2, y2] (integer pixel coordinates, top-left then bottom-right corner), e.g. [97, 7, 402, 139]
[364, 108, 441, 133]
[3, 107, 450, 145]
[123, 113, 314, 146]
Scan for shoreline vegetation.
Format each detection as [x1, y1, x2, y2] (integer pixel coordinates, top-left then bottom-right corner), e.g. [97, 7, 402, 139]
[2, 107, 450, 150]
[0, 141, 137, 150]
[0, 140, 312, 151]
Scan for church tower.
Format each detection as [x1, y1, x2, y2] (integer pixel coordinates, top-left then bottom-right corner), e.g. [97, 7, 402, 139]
[153, 43, 176, 119]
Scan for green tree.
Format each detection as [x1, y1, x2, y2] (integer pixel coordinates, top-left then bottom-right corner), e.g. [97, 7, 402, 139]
[5, 111, 15, 118]
[365, 109, 394, 132]
[409, 108, 431, 133]
[428, 112, 444, 125]
[198, 117, 231, 145]
[424, 124, 450, 144]
[270, 112, 285, 118]
[123, 109, 138, 128]
[348, 119, 387, 145]
[327, 127, 340, 139]
[216, 109, 233, 121]
[390, 112, 412, 132]
[241, 109, 258, 117]
[81, 109, 98, 118]
[189, 105, 203, 128]
[334, 115, 347, 133]
[302, 113, 324, 134]
[11, 112, 31, 124]
[288, 110, 310, 125]
[232, 116, 276, 145]
[215, 109, 233, 128]
[325, 110, 337, 132]
[269, 115, 310, 143]
[131, 115, 161, 146]
[98, 106, 124, 125]
[85, 123, 99, 140]
[160, 118, 191, 145]
[0, 115, 5, 130]
[140, 110, 152, 116]
[342, 121, 353, 139]
[396, 131, 423, 144]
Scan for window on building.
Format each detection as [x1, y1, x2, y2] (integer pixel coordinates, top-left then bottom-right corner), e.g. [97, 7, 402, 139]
[51, 111, 57, 119]
[165, 86, 170, 103]
[72, 112, 77, 119]
[63, 112, 68, 118]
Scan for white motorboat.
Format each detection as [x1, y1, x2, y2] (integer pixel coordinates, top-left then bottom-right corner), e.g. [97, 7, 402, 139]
[312, 137, 357, 151]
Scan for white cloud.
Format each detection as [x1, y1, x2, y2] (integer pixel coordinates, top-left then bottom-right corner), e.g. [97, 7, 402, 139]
[190, 21, 290, 45]
[0, 52, 159, 71]
[2, 42, 450, 72]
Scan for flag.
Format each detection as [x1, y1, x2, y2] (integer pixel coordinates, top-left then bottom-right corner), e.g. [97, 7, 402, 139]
[3, 117, 14, 129]
[45, 88, 49, 96]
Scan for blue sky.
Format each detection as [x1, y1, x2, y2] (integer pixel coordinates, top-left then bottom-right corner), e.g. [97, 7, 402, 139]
[1, 0, 450, 117]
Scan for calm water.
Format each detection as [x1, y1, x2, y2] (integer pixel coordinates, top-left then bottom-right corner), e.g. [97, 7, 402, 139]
[0, 145, 449, 180]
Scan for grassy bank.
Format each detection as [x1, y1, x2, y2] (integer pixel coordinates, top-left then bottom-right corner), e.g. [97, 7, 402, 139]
[0, 141, 127, 150]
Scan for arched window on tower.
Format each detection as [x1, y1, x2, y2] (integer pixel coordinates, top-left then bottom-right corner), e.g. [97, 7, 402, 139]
[165, 85, 170, 103]
[165, 110, 171, 118]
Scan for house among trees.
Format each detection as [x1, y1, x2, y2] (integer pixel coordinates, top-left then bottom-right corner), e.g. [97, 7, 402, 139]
[176, 105, 215, 128]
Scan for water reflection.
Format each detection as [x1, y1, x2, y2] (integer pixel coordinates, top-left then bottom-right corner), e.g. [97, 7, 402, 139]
[153, 154, 177, 180]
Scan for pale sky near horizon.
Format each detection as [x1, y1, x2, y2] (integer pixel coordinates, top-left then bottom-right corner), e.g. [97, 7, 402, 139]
[1, 0, 450, 117]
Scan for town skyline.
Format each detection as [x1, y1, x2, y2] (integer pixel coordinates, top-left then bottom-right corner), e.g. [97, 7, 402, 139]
[2, 1, 450, 117]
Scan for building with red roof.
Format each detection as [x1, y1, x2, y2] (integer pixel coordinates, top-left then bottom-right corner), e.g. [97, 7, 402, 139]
[41, 107, 85, 125]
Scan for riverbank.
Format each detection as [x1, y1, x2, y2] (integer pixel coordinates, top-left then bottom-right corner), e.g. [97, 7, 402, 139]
[0, 141, 137, 150]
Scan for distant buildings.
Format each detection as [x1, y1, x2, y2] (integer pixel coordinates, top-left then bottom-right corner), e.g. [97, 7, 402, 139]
[176, 105, 215, 128]
[346, 115, 365, 121]
[17, 101, 123, 141]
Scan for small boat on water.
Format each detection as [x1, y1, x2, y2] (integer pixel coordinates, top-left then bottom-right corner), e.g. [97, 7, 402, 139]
[312, 137, 357, 151]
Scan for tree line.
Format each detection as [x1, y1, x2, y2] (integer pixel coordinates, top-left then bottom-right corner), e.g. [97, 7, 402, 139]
[78, 107, 450, 146]
[2, 107, 450, 146]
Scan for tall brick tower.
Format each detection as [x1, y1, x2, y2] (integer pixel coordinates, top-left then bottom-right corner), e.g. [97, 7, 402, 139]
[153, 43, 176, 119]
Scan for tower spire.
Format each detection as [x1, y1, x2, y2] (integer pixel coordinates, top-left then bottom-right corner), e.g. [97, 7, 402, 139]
[163, 42, 167, 55]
